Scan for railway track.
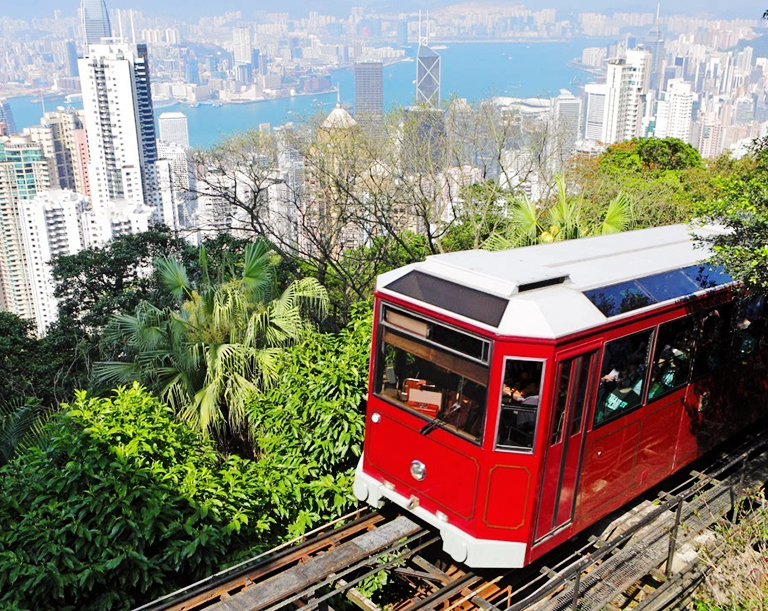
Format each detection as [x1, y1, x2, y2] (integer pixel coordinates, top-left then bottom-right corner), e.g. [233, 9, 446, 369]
[135, 427, 768, 611]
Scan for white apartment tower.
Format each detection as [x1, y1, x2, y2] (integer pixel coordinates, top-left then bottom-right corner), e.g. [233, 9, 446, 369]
[554, 90, 583, 153]
[20, 190, 86, 336]
[78, 42, 160, 215]
[156, 140, 196, 230]
[604, 49, 651, 144]
[232, 27, 253, 66]
[0, 136, 50, 320]
[158, 112, 190, 148]
[654, 79, 695, 143]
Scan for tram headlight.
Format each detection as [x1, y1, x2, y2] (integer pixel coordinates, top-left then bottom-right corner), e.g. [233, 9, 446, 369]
[410, 460, 426, 481]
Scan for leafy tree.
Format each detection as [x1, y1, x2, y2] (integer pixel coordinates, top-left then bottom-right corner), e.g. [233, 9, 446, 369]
[0, 384, 274, 610]
[247, 303, 372, 536]
[95, 241, 328, 453]
[0, 397, 51, 466]
[0, 312, 47, 404]
[484, 175, 634, 249]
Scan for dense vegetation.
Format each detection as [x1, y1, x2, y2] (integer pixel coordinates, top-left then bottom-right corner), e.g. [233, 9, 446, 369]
[2, 134, 768, 608]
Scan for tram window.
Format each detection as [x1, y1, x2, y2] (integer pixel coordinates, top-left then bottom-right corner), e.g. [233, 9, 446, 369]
[375, 327, 488, 442]
[594, 330, 653, 426]
[570, 355, 593, 436]
[692, 303, 734, 380]
[733, 294, 767, 357]
[584, 281, 655, 318]
[648, 316, 695, 401]
[550, 361, 572, 445]
[497, 359, 544, 451]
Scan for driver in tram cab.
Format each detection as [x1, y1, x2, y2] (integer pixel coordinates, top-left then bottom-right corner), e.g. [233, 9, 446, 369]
[503, 370, 540, 406]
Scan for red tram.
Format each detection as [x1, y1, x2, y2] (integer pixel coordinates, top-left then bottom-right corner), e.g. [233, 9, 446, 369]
[353, 224, 768, 568]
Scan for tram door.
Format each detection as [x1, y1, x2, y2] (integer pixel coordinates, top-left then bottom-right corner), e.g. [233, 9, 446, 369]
[534, 349, 598, 543]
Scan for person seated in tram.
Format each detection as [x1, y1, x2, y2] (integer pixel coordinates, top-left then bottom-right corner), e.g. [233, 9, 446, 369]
[503, 370, 540, 406]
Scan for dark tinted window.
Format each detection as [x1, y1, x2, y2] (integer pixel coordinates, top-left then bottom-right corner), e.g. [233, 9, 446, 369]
[648, 316, 695, 401]
[550, 361, 572, 445]
[570, 355, 593, 436]
[497, 359, 544, 450]
[734, 294, 768, 357]
[692, 303, 734, 380]
[682, 265, 733, 290]
[584, 281, 655, 317]
[594, 330, 653, 426]
[386, 271, 508, 327]
[639, 269, 699, 302]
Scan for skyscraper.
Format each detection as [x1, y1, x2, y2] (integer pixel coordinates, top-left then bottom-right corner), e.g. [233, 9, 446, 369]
[416, 13, 440, 109]
[416, 45, 441, 108]
[79, 41, 160, 213]
[602, 49, 651, 144]
[81, 0, 112, 46]
[354, 61, 383, 117]
[554, 90, 583, 153]
[0, 100, 17, 135]
[0, 135, 50, 320]
[158, 112, 190, 148]
[584, 83, 609, 142]
[654, 79, 694, 142]
[232, 27, 252, 66]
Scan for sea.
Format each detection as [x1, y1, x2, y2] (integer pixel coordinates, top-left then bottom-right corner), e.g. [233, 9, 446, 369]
[8, 40, 597, 150]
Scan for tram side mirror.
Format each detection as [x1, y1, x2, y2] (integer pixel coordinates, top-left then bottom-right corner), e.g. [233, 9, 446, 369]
[698, 391, 710, 413]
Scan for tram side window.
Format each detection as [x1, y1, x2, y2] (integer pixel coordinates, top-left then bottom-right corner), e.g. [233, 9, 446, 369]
[648, 316, 695, 401]
[375, 328, 488, 442]
[734, 294, 767, 357]
[692, 303, 734, 380]
[497, 359, 544, 451]
[594, 330, 653, 426]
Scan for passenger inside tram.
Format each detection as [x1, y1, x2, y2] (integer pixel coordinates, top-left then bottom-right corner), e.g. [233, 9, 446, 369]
[497, 360, 543, 450]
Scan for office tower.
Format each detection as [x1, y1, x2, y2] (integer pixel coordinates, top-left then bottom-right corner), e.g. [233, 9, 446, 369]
[81, 0, 112, 46]
[554, 90, 583, 152]
[158, 112, 190, 147]
[20, 190, 86, 336]
[65, 41, 80, 77]
[416, 12, 440, 109]
[0, 100, 17, 135]
[235, 63, 253, 84]
[584, 83, 609, 142]
[156, 141, 196, 230]
[0, 135, 50, 320]
[654, 79, 694, 142]
[25, 109, 90, 195]
[232, 27, 252, 66]
[416, 45, 441, 109]
[397, 19, 408, 46]
[354, 61, 383, 117]
[79, 41, 160, 213]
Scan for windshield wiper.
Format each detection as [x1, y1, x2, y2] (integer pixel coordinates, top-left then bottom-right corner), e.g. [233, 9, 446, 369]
[420, 379, 464, 436]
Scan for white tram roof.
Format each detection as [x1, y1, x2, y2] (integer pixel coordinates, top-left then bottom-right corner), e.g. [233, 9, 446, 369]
[377, 224, 733, 340]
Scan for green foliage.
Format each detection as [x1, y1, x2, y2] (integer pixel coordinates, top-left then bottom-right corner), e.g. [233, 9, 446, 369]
[0, 384, 275, 610]
[246, 303, 372, 537]
[598, 138, 703, 174]
[0, 396, 51, 466]
[95, 241, 329, 452]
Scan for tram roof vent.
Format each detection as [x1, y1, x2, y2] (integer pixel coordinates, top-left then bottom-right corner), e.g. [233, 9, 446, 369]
[517, 275, 570, 293]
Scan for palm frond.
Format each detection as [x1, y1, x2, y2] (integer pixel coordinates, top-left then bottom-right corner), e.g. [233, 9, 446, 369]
[600, 191, 633, 235]
[242, 241, 274, 300]
[156, 257, 192, 301]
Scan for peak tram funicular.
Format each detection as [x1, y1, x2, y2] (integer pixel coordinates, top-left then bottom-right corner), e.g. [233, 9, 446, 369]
[353, 225, 768, 568]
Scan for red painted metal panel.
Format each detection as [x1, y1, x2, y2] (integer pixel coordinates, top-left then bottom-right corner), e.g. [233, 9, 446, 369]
[484, 466, 531, 530]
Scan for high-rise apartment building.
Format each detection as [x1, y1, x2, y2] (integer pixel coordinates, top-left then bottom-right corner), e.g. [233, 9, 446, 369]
[156, 141, 196, 230]
[25, 109, 90, 196]
[81, 0, 112, 46]
[78, 41, 160, 214]
[232, 27, 253, 66]
[20, 190, 86, 335]
[158, 112, 190, 148]
[654, 79, 694, 142]
[0, 100, 17, 135]
[354, 61, 383, 117]
[603, 49, 651, 144]
[0, 136, 50, 320]
[416, 44, 441, 108]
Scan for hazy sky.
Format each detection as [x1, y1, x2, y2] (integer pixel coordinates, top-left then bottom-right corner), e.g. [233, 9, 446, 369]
[1, 0, 765, 21]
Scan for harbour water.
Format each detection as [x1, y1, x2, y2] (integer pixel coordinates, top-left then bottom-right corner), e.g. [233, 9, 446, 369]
[8, 40, 595, 150]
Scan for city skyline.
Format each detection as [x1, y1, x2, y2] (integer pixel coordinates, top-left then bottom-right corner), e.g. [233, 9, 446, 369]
[3, 0, 767, 20]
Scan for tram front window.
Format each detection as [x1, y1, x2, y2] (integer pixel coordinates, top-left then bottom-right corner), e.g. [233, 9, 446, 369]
[496, 359, 544, 451]
[375, 327, 488, 442]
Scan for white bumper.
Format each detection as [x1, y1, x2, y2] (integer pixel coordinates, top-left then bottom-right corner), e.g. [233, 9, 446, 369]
[353, 456, 527, 568]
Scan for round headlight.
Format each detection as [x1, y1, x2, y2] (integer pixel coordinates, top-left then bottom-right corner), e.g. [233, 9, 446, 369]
[410, 460, 426, 481]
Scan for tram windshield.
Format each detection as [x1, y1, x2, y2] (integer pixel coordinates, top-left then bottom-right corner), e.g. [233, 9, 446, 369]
[374, 308, 489, 443]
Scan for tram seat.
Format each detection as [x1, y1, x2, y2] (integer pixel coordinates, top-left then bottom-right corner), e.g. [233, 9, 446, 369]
[403, 378, 442, 417]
